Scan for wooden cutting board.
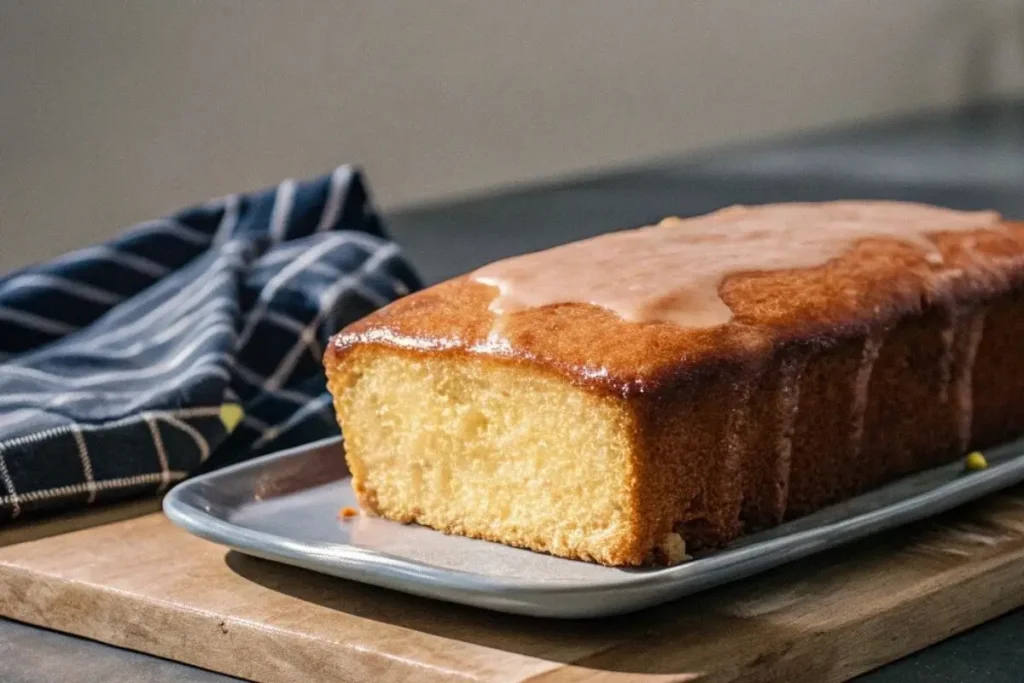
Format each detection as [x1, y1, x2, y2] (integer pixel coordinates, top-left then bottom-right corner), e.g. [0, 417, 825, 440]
[3, 488, 1024, 683]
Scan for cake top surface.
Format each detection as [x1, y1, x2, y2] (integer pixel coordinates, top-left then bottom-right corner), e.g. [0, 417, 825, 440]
[330, 201, 1022, 396]
[471, 201, 1001, 330]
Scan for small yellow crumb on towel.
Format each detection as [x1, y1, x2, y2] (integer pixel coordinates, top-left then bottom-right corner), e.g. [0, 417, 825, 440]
[219, 403, 244, 432]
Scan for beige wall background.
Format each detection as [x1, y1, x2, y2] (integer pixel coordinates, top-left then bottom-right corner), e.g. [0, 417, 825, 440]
[2, 0, 1024, 271]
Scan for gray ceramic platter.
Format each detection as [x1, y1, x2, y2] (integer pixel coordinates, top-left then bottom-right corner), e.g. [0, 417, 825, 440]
[164, 435, 1024, 618]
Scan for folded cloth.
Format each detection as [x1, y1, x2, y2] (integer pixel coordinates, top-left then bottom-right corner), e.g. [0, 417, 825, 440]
[0, 166, 420, 522]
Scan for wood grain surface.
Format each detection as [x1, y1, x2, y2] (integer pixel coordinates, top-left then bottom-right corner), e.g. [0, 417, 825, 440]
[2, 489, 1024, 682]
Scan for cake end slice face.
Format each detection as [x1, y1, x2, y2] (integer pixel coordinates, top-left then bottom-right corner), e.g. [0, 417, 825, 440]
[325, 346, 656, 566]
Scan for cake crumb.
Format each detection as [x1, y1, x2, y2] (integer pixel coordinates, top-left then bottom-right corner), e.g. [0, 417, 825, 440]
[655, 532, 689, 566]
[337, 506, 359, 519]
[965, 451, 988, 471]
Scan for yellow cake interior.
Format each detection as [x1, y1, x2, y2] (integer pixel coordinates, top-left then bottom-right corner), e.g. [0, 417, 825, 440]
[328, 349, 647, 565]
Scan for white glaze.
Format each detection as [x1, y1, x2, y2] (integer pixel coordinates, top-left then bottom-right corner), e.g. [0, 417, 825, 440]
[849, 333, 885, 462]
[956, 309, 988, 452]
[723, 378, 757, 511]
[472, 202, 1001, 329]
[938, 310, 959, 404]
[773, 354, 809, 515]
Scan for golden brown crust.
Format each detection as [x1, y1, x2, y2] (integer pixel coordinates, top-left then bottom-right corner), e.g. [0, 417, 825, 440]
[327, 221, 1024, 399]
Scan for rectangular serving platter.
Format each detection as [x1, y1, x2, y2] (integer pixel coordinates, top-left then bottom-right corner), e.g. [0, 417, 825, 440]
[164, 435, 1024, 618]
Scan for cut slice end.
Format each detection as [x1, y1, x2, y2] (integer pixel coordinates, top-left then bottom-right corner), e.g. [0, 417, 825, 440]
[328, 348, 647, 565]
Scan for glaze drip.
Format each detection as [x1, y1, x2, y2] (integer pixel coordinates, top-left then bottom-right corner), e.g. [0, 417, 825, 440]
[472, 202, 1001, 329]
[773, 354, 809, 520]
[722, 377, 758, 526]
[938, 310, 960, 404]
[850, 333, 885, 462]
[955, 309, 988, 452]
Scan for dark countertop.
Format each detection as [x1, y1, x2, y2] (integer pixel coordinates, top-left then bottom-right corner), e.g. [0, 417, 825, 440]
[3, 100, 1023, 683]
[390, 101, 1024, 286]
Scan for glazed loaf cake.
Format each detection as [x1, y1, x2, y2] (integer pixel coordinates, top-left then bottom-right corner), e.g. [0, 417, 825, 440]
[324, 201, 1024, 566]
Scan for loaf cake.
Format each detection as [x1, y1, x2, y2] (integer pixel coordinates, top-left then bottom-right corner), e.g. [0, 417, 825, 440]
[324, 201, 1024, 566]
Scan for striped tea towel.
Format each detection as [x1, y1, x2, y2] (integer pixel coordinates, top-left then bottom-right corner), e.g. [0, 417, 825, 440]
[0, 166, 421, 522]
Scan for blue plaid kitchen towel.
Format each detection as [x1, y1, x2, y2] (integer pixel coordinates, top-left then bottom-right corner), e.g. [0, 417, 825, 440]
[0, 166, 420, 522]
